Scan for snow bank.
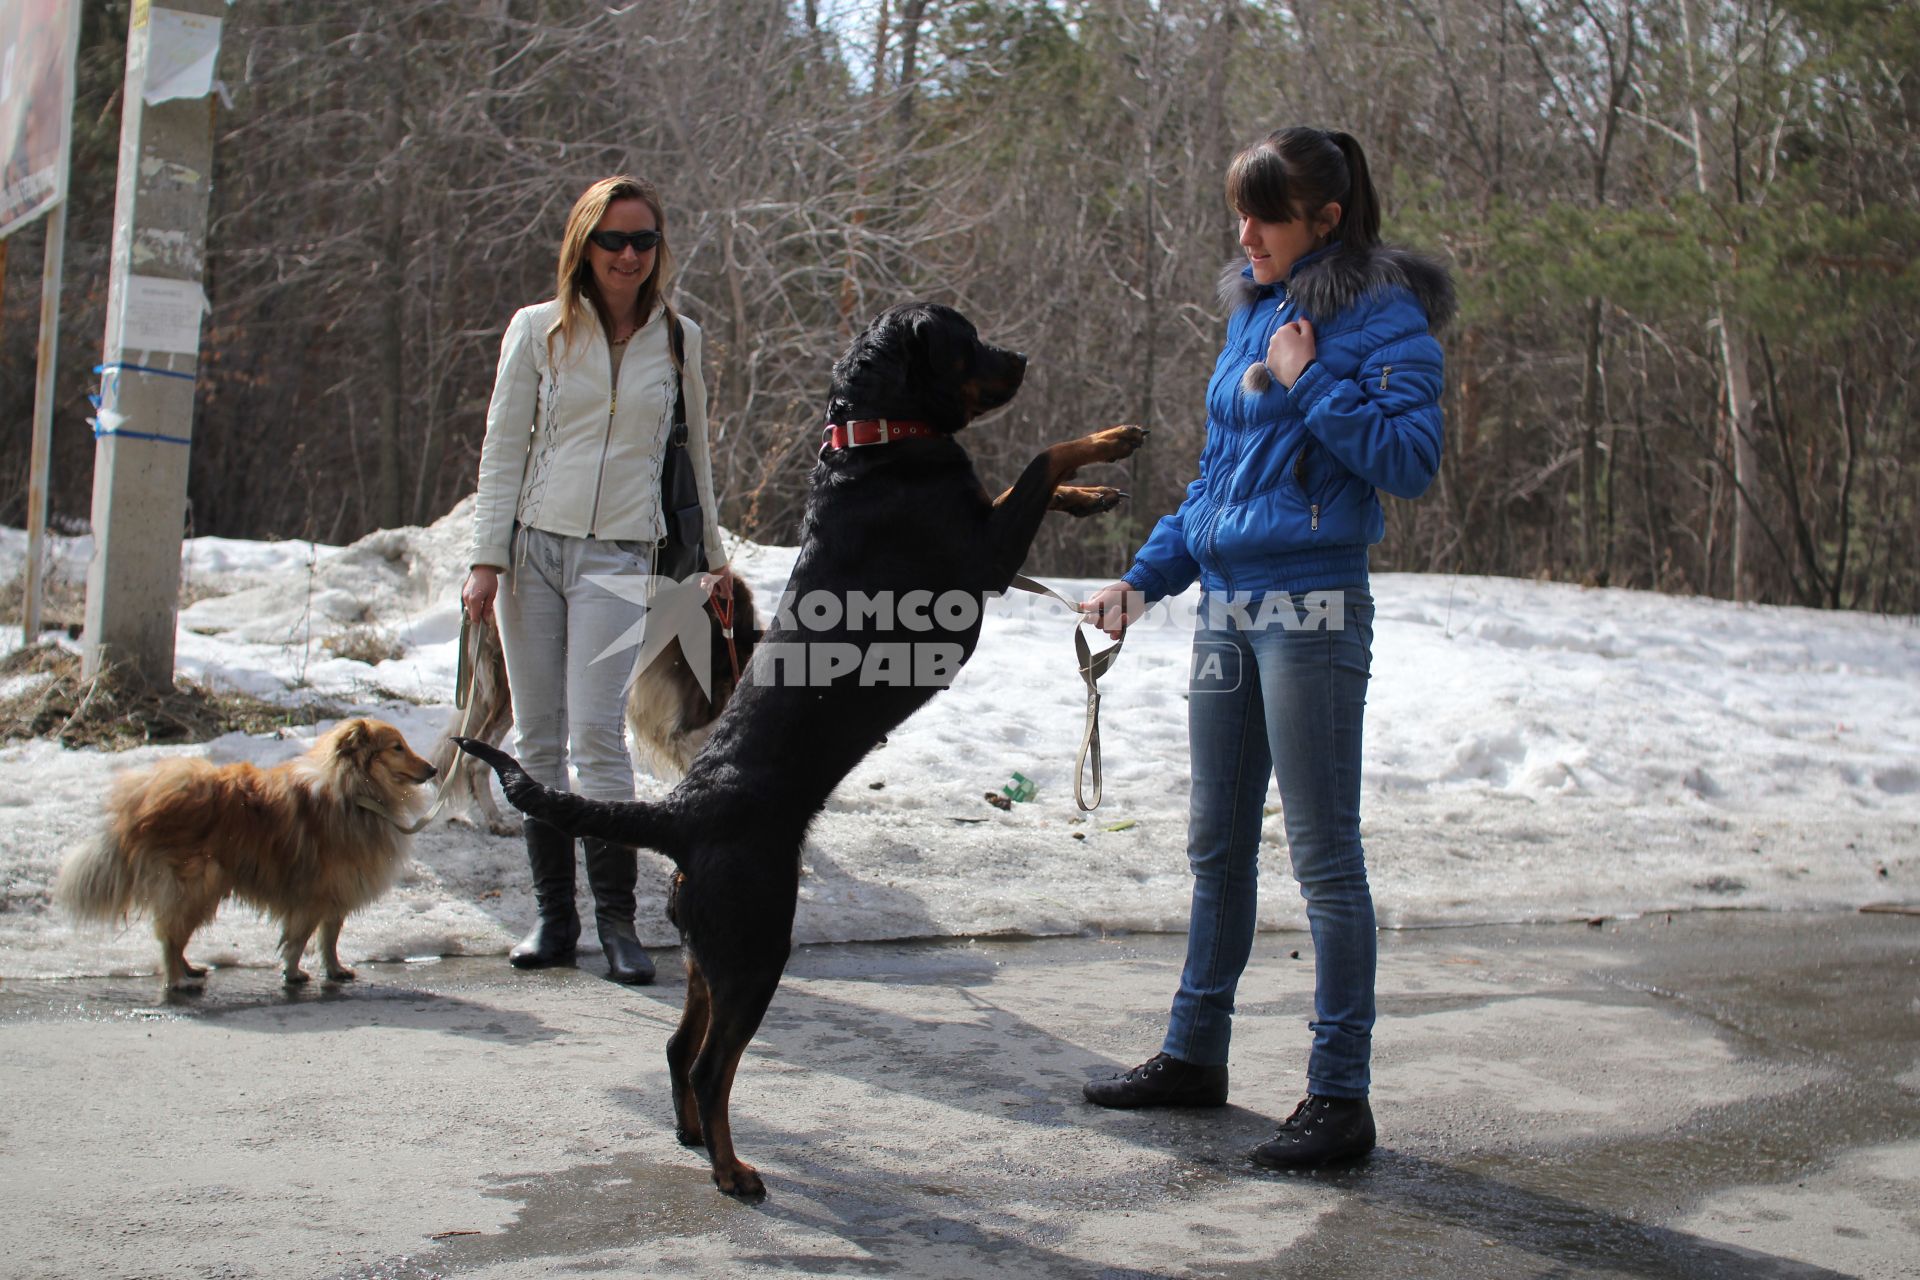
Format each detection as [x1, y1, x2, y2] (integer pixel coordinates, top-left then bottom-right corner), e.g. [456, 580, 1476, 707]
[0, 505, 1912, 980]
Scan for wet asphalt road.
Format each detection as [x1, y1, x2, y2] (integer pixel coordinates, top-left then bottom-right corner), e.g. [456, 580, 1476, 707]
[0, 909, 1914, 1279]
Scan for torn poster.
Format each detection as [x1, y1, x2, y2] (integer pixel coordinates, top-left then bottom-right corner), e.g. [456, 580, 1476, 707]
[143, 8, 222, 106]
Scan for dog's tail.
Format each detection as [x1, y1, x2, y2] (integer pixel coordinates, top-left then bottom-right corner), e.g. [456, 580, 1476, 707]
[54, 828, 140, 923]
[450, 737, 689, 865]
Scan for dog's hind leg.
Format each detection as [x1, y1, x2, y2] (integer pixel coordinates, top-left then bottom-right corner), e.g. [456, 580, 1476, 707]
[156, 873, 222, 990]
[667, 957, 713, 1147]
[318, 918, 355, 982]
[159, 926, 208, 991]
[279, 917, 319, 985]
[692, 962, 786, 1200]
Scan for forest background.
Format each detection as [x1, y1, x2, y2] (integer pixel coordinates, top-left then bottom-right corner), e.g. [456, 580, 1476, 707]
[2, 0, 1915, 611]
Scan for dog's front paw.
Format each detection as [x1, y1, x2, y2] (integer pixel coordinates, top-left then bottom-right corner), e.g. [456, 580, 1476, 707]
[325, 966, 357, 982]
[676, 1125, 706, 1149]
[1051, 485, 1127, 518]
[282, 967, 311, 986]
[1086, 423, 1148, 463]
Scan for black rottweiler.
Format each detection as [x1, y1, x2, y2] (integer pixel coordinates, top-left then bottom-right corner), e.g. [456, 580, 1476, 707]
[457, 302, 1145, 1199]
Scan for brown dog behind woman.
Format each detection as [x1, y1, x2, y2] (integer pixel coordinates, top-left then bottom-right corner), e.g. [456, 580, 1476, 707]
[435, 576, 760, 833]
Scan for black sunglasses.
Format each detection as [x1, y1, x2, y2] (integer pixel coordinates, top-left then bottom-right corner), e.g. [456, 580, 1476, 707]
[587, 228, 661, 253]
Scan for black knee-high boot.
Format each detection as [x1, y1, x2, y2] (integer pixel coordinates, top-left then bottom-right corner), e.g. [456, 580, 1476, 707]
[583, 838, 655, 985]
[509, 818, 579, 969]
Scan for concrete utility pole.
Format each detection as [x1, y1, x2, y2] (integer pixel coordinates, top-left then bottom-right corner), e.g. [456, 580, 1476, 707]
[82, 0, 225, 686]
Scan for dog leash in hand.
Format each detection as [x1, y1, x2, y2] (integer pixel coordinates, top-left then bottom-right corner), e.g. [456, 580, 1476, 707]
[1009, 573, 1124, 812]
[358, 606, 490, 835]
[711, 579, 742, 685]
[454, 603, 475, 712]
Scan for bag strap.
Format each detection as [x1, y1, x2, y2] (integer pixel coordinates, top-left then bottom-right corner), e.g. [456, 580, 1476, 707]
[666, 312, 689, 448]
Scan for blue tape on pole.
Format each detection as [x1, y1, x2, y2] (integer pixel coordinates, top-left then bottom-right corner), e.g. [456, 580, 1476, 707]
[90, 424, 193, 446]
[93, 361, 196, 382]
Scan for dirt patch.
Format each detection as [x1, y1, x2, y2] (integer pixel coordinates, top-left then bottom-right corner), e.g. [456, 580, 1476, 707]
[0, 644, 348, 751]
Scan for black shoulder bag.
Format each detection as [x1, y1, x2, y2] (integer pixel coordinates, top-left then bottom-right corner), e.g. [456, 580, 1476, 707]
[657, 314, 707, 581]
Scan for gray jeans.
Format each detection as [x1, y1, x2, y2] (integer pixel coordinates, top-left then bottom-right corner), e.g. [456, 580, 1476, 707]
[496, 525, 655, 800]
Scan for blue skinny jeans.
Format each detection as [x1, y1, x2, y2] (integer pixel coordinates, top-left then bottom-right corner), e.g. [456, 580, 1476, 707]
[1161, 588, 1376, 1098]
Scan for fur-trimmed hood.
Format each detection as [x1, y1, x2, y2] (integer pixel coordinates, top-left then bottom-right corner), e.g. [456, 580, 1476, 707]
[1218, 241, 1456, 334]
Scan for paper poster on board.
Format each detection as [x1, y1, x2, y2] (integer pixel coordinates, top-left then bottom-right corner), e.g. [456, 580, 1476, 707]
[0, 0, 81, 238]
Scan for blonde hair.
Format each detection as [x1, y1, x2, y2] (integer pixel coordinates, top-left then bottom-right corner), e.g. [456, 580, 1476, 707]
[547, 175, 679, 368]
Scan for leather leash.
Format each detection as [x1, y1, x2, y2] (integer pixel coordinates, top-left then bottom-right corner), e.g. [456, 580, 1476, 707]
[357, 605, 488, 834]
[712, 583, 741, 685]
[1008, 573, 1124, 811]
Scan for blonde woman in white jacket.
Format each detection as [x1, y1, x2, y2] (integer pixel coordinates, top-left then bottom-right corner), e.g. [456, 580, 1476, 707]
[462, 175, 728, 985]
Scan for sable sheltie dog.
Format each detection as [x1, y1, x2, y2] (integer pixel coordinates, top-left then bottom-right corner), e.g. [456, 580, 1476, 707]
[56, 718, 437, 990]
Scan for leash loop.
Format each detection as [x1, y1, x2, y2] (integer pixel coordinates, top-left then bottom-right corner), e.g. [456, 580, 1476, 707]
[1010, 573, 1123, 811]
[711, 580, 742, 685]
[454, 604, 474, 711]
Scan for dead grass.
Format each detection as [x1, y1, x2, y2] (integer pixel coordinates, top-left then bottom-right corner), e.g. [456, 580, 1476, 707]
[0, 644, 350, 751]
[322, 624, 408, 666]
[0, 566, 260, 632]
[0, 568, 88, 636]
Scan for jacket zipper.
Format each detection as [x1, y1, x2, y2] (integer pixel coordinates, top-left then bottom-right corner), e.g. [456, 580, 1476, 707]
[586, 338, 626, 535]
[1204, 299, 1292, 596]
[1206, 502, 1231, 595]
[1292, 446, 1319, 530]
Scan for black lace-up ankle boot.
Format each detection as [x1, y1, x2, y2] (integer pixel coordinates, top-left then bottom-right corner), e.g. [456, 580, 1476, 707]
[1082, 1052, 1228, 1109]
[1249, 1095, 1376, 1169]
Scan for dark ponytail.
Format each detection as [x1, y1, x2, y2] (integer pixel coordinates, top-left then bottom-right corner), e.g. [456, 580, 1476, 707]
[1224, 126, 1382, 251]
[1325, 131, 1380, 249]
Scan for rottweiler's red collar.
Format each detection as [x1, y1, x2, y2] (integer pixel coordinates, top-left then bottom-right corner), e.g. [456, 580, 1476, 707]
[823, 418, 940, 449]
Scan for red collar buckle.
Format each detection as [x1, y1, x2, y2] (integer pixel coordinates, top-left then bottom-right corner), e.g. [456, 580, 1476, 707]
[823, 418, 940, 450]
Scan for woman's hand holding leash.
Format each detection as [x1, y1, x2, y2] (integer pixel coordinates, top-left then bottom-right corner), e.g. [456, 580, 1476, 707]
[1268, 318, 1316, 388]
[462, 567, 500, 624]
[1080, 580, 1148, 640]
[702, 567, 742, 682]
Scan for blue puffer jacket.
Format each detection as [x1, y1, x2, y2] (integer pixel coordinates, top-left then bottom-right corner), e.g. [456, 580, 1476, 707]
[1124, 241, 1454, 602]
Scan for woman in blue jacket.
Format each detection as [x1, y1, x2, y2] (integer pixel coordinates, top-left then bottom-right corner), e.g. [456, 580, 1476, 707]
[1081, 127, 1453, 1169]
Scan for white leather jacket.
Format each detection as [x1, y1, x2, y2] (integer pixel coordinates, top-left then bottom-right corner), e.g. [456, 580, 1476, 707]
[470, 299, 726, 573]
